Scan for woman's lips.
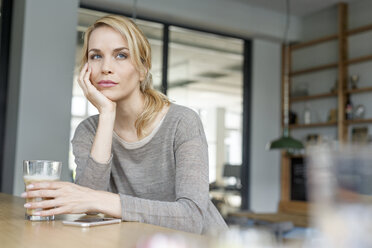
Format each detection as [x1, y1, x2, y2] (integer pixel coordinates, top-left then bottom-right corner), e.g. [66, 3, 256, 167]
[98, 80, 118, 88]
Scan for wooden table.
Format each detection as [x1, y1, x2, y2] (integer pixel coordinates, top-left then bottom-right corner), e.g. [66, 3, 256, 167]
[0, 193, 207, 248]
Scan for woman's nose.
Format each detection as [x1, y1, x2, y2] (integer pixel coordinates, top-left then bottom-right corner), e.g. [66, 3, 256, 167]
[101, 58, 113, 74]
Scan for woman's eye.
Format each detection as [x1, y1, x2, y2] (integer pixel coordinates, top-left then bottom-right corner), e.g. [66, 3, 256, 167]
[117, 53, 128, 59]
[90, 54, 101, 60]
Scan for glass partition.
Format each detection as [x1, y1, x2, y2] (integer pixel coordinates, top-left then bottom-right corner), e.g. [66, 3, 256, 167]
[167, 27, 244, 212]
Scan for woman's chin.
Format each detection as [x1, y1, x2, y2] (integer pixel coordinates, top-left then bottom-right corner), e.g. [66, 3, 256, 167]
[100, 91, 119, 102]
[100, 88, 136, 102]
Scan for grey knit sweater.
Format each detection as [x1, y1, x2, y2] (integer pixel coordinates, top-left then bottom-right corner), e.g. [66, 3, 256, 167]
[72, 103, 228, 234]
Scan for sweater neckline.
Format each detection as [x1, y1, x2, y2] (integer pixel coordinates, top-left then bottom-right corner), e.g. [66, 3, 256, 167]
[112, 103, 174, 150]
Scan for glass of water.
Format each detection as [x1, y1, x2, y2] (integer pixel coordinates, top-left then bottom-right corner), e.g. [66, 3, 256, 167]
[23, 160, 62, 221]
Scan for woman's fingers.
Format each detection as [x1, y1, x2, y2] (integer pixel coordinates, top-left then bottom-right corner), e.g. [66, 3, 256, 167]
[25, 181, 69, 191]
[22, 183, 99, 216]
[78, 63, 88, 93]
[81, 66, 100, 108]
[22, 189, 58, 199]
[83, 65, 94, 92]
[33, 206, 69, 217]
[24, 198, 59, 209]
[78, 64, 98, 104]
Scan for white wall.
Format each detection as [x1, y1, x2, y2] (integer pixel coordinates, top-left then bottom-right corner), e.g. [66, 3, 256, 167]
[2, 0, 79, 195]
[250, 39, 281, 212]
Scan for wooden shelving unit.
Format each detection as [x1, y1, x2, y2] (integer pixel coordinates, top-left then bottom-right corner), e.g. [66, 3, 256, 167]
[346, 86, 372, 94]
[344, 118, 372, 125]
[279, 3, 372, 216]
[290, 63, 338, 76]
[290, 92, 337, 102]
[286, 4, 372, 142]
[289, 121, 337, 129]
[291, 34, 338, 50]
[347, 23, 372, 36]
[346, 54, 372, 65]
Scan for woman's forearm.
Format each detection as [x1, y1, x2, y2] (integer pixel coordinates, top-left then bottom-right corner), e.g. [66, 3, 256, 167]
[90, 111, 116, 164]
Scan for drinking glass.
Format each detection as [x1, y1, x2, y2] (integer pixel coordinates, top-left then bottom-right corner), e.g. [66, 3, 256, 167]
[23, 160, 62, 221]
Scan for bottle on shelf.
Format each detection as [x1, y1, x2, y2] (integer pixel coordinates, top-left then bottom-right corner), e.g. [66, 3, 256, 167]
[304, 103, 311, 124]
[345, 95, 353, 120]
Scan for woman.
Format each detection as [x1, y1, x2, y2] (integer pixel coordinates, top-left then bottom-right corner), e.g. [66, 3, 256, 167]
[22, 15, 227, 234]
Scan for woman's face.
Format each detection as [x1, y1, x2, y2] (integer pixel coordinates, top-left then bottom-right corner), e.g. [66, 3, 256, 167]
[87, 25, 144, 102]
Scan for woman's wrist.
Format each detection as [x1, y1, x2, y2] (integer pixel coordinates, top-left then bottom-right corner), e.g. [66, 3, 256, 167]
[90, 110, 116, 164]
[92, 191, 122, 218]
[99, 110, 116, 121]
[99, 102, 117, 115]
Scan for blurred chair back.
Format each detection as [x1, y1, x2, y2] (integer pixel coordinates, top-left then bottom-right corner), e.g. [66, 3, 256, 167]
[223, 163, 241, 179]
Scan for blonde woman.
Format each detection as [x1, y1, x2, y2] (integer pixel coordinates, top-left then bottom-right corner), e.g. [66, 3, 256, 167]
[22, 15, 227, 234]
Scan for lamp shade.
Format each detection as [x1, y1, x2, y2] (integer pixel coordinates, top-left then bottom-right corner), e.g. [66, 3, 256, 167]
[266, 135, 304, 150]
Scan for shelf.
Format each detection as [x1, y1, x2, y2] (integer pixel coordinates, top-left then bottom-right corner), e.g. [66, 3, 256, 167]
[289, 121, 337, 129]
[290, 63, 338, 76]
[290, 92, 337, 102]
[344, 118, 372, 125]
[279, 3, 372, 218]
[290, 34, 338, 51]
[346, 86, 372, 94]
[346, 54, 372, 65]
[347, 23, 372, 36]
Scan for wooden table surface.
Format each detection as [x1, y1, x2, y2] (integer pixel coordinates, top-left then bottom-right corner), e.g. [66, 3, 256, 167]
[0, 193, 207, 248]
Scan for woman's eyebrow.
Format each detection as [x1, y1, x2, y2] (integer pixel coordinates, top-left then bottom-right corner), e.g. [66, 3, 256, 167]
[113, 47, 129, 52]
[88, 47, 129, 53]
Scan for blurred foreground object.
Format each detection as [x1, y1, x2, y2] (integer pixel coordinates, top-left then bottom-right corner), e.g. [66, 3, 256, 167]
[307, 144, 372, 248]
[136, 228, 279, 248]
[210, 227, 277, 248]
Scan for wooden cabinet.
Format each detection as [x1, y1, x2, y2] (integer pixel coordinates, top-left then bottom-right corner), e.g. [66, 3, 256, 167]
[280, 2, 372, 214]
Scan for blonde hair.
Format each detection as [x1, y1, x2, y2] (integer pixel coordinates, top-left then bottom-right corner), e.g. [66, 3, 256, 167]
[79, 15, 170, 138]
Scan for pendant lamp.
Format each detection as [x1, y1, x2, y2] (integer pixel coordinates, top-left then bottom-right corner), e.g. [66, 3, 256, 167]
[266, 0, 304, 151]
[132, 0, 138, 20]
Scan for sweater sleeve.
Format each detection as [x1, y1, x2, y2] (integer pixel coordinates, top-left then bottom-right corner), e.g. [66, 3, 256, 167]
[71, 116, 113, 191]
[119, 111, 210, 234]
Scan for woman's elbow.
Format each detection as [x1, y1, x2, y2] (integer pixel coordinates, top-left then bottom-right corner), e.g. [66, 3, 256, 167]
[185, 210, 204, 234]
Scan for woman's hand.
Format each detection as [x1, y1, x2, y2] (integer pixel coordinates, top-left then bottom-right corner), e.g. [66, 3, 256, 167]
[21, 181, 122, 218]
[78, 63, 116, 114]
[22, 181, 101, 216]
[78, 63, 116, 164]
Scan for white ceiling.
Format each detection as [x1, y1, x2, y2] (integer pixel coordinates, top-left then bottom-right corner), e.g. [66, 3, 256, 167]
[233, 0, 358, 16]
